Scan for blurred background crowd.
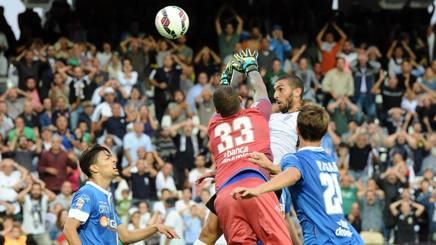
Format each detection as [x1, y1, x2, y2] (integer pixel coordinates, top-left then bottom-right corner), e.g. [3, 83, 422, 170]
[0, 0, 435, 244]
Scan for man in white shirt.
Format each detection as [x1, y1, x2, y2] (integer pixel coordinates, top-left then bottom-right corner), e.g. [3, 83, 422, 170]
[189, 154, 212, 199]
[155, 163, 177, 197]
[175, 188, 196, 215]
[0, 159, 27, 215]
[161, 198, 185, 245]
[122, 121, 154, 167]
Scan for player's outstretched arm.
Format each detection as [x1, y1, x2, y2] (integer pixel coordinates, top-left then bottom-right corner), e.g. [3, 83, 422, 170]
[235, 49, 269, 101]
[118, 224, 179, 244]
[231, 167, 301, 199]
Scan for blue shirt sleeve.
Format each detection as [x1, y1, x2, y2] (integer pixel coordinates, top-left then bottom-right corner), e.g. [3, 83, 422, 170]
[68, 189, 94, 223]
[280, 153, 304, 182]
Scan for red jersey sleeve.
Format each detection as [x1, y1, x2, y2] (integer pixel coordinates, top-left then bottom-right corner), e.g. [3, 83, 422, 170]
[250, 98, 272, 121]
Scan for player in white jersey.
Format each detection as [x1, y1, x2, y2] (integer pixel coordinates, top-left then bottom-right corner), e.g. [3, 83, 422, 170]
[194, 75, 305, 245]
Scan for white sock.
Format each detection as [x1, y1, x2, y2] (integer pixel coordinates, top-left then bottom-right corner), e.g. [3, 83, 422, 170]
[193, 239, 208, 245]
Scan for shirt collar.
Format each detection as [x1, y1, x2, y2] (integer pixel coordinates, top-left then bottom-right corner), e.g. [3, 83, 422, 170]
[298, 146, 324, 152]
[86, 181, 112, 197]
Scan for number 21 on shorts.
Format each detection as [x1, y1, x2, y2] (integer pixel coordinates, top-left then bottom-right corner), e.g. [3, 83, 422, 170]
[214, 116, 254, 153]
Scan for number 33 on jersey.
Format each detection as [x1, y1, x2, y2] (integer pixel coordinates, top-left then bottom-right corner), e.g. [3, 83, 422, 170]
[208, 99, 273, 191]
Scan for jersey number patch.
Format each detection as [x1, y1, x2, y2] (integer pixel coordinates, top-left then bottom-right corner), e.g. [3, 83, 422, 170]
[214, 116, 254, 153]
[320, 173, 343, 215]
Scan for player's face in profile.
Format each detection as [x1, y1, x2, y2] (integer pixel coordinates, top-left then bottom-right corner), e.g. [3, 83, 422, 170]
[95, 150, 119, 179]
[274, 79, 294, 113]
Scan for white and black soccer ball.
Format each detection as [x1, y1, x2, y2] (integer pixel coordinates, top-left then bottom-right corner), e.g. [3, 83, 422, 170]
[155, 6, 189, 39]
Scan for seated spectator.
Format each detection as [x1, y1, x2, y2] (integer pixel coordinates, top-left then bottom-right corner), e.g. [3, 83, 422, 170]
[340, 174, 358, 217]
[23, 76, 42, 112]
[175, 188, 195, 215]
[347, 203, 361, 233]
[19, 100, 39, 134]
[51, 96, 70, 126]
[359, 189, 384, 233]
[127, 211, 146, 245]
[138, 105, 158, 138]
[153, 188, 172, 216]
[264, 59, 287, 101]
[118, 58, 138, 95]
[4, 224, 27, 245]
[167, 90, 193, 125]
[186, 72, 209, 111]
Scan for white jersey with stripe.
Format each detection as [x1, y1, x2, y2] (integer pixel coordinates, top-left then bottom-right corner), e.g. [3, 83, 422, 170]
[269, 112, 299, 164]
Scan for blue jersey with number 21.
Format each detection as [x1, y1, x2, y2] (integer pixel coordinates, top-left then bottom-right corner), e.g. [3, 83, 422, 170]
[281, 146, 363, 245]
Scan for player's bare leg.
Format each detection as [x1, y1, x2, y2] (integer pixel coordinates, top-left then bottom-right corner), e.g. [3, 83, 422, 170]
[194, 212, 223, 245]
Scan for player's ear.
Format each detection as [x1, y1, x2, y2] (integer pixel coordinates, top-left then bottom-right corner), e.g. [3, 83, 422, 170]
[89, 164, 98, 175]
[293, 87, 302, 98]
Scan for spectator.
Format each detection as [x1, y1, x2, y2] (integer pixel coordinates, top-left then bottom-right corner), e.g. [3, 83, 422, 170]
[418, 189, 436, 242]
[149, 55, 182, 122]
[347, 203, 361, 233]
[161, 197, 185, 245]
[19, 100, 39, 133]
[10, 135, 41, 172]
[389, 189, 425, 244]
[120, 37, 149, 82]
[17, 178, 56, 245]
[257, 37, 276, 73]
[358, 189, 385, 234]
[0, 100, 14, 140]
[386, 41, 416, 76]
[188, 155, 212, 200]
[0, 159, 27, 216]
[155, 163, 177, 196]
[182, 204, 204, 245]
[340, 174, 358, 217]
[122, 121, 153, 167]
[4, 224, 26, 245]
[186, 72, 209, 111]
[123, 159, 158, 203]
[327, 97, 359, 136]
[264, 59, 287, 101]
[96, 42, 112, 68]
[118, 58, 138, 95]
[215, 5, 243, 60]
[175, 188, 195, 214]
[194, 47, 221, 77]
[195, 87, 214, 127]
[127, 211, 145, 245]
[2, 88, 26, 119]
[101, 103, 127, 140]
[50, 181, 73, 210]
[167, 90, 193, 125]
[351, 52, 379, 118]
[153, 188, 172, 216]
[316, 22, 347, 74]
[269, 25, 292, 64]
[175, 35, 193, 65]
[51, 96, 70, 125]
[37, 135, 76, 193]
[322, 57, 354, 104]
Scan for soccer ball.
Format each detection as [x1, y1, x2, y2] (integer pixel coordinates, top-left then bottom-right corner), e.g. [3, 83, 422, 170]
[155, 6, 189, 39]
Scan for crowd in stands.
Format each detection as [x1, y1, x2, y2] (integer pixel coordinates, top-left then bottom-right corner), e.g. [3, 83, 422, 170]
[0, 2, 435, 245]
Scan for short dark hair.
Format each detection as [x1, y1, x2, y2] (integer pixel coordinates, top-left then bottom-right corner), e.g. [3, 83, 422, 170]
[297, 104, 330, 142]
[276, 75, 304, 96]
[79, 144, 111, 177]
[213, 86, 240, 117]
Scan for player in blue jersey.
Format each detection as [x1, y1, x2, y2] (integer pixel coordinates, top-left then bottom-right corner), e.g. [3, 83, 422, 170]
[64, 144, 179, 245]
[232, 104, 363, 245]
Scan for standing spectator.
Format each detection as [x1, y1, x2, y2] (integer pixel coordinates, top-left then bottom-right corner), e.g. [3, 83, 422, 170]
[2, 88, 26, 119]
[347, 130, 373, 181]
[101, 103, 127, 140]
[193, 47, 221, 77]
[17, 178, 56, 245]
[322, 57, 354, 104]
[257, 38, 276, 73]
[0, 159, 27, 216]
[175, 36, 193, 64]
[316, 22, 347, 74]
[96, 42, 113, 68]
[215, 5, 243, 60]
[50, 181, 73, 210]
[390, 190, 425, 244]
[0, 100, 14, 139]
[10, 135, 41, 172]
[188, 155, 212, 200]
[14, 49, 47, 90]
[195, 87, 214, 127]
[161, 198, 185, 245]
[167, 90, 193, 125]
[120, 37, 149, 83]
[351, 52, 379, 118]
[149, 55, 182, 122]
[386, 41, 416, 76]
[37, 135, 76, 193]
[359, 189, 385, 234]
[123, 160, 158, 203]
[155, 163, 177, 196]
[186, 72, 208, 111]
[292, 56, 320, 101]
[91, 87, 118, 132]
[122, 121, 154, 167]
[264, 59, 287, 101]
[338, 40, 357, 70]
[269, 25, 292, 64]
[118, 58, 138, 96]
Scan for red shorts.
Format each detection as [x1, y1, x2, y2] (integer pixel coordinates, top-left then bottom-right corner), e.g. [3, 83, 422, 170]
[215, 177, 293, 245]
